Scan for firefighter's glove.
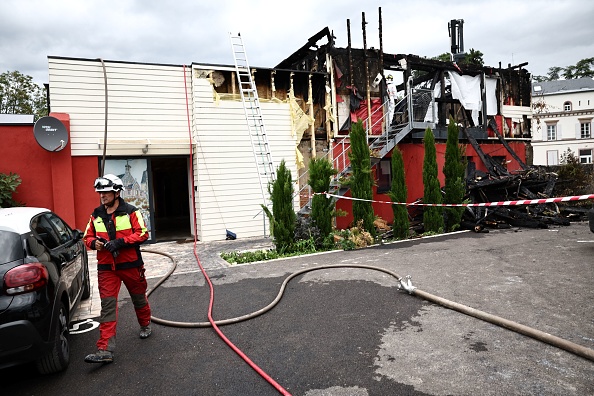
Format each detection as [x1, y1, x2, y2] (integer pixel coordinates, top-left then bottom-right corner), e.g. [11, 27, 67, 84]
[104, 238, 126, 253]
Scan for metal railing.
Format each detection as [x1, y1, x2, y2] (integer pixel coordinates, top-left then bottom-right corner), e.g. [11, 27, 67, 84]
[296, 85, 435, 214]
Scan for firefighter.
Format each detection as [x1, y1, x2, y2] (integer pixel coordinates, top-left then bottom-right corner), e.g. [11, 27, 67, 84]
[83, 174, 151, 363]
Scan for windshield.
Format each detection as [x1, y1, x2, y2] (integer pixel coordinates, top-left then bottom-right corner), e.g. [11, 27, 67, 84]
[0, 230, 24, 265]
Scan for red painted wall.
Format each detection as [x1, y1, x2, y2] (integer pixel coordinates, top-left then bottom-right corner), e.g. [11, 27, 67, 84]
[335, 141, 528, 230]
[0, 113, 100, 231]
[0, 123, 55, 209]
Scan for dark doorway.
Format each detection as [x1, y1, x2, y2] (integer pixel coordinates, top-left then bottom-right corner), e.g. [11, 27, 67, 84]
[150, 157, 192, 242]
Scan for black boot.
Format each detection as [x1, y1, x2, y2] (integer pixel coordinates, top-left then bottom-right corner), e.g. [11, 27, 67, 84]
[84, 349, 114, 363]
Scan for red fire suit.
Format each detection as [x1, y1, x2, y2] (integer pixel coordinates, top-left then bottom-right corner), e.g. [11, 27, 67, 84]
[83, 197, 150, 352]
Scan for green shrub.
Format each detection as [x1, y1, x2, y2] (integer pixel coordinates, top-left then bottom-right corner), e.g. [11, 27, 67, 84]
[0, 172, 23, 208]
[422, 128, 444, 233]
[308, 157, 337, 240]
[349, 121, 375, 236]
[388, 147, 409, 239]
[262, 160, 297, 253]
[443, 118, 466, 231]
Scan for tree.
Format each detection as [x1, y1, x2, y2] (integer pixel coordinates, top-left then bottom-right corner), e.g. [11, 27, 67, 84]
[460, 48, 484, 67]
[0, 70, 47, 120]
[348, 120, 376, 237]
[262, 160, 296, 253]
[388, 147, 409, 239]
[422, 127, 444, 233]
[532, 58, 594, 82]
[443, 118, 466, 231]
[308, 157, 337, 240]
[564, 57, 594, 79]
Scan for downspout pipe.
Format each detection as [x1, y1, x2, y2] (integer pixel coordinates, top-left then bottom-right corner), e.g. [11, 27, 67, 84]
[99, 58, 108, 176]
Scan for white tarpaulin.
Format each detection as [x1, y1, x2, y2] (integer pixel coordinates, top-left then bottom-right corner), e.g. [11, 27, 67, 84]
[448, 71, 482, 125]
[424, 82, 441, 123]
[485, 77, 498, 116]
[447, 72, 498, 126]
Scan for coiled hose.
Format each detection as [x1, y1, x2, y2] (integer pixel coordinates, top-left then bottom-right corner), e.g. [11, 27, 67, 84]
[142, 248, 594, 363]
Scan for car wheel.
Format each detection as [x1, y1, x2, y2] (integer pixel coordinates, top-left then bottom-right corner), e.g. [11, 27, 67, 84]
[81, 248, 91, 300]
[36, 301, 70, 374]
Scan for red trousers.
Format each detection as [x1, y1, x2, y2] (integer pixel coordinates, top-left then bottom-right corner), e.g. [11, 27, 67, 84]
[96, 266, 151, 351]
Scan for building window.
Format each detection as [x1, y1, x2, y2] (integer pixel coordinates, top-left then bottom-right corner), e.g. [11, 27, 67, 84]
[579, 149, 592, 164]
[376, 158, 391, 194]
[564, 101, 572, 111]
[547, 150, 558, 166]
[581, 122, 591, 139]
[547, 124, 557, 140]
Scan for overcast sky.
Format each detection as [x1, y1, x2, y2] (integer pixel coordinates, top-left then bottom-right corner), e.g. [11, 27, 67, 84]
[1, 0, 593, 85]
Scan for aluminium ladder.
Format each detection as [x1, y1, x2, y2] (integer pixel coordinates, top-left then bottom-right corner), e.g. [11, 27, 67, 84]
[229, 33, 275, 201]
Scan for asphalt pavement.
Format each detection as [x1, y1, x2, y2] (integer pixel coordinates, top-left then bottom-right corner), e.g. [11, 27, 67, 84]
[3, 223, 594, 395]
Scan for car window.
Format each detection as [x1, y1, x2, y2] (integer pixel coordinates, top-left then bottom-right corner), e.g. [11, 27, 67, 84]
[0, 230, 23, 264]
[47, 213, 73, 245]
[32, 215, 61, 249]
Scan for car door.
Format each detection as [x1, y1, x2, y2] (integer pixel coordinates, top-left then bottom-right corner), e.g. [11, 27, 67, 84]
[35, 213, 84, 310]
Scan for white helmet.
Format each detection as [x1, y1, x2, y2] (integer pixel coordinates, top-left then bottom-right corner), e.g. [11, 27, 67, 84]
[94, 174, 124, 192]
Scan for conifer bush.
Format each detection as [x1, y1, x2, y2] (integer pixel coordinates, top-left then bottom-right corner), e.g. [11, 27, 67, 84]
[348, 121, 376, 237]
[422, 128, 444, 233]
[308, 157, 337, 241]
[443, 118, 466, 231]
[262, 160, 296, 253]
[388, 148, 409, 239]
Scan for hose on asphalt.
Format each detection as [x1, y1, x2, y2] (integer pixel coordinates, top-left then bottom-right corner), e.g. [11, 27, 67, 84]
[143, 248, 594, 363]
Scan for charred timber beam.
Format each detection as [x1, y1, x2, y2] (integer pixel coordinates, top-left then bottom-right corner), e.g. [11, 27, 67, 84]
[544, 174, 557, 197]
[487, 117, 528, 170]
[490, 207, 548, 229]
[462, 126, 509, 177]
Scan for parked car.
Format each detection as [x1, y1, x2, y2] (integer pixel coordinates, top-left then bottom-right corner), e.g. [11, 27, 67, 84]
[0, 207, 90, 374]
[589, 208, 594, 233]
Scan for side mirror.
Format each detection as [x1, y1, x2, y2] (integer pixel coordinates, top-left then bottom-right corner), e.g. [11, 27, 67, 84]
[73, 229, 84, 241]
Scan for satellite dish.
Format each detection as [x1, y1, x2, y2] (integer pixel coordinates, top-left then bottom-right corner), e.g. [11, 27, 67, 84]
[34, 116, 69, 152]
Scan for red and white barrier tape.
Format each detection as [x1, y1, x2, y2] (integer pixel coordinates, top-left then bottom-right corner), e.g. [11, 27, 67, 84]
[317, 192, 594, 207]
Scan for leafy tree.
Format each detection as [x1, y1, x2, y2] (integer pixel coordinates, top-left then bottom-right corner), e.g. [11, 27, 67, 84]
[433, 52, 452, 62]
[546, 66, 564, 81]
[308, 157, 337, 240]
[0, 70, 47, 120]
[564, 57, 594, 79]
[262, 160, 296, 253]
[388, 147, 409, 239]
[422, 127, 444, 233]
[533, 58, 594, 81]
[443, 118, 466, 231]
[432, 49, 484, 67]
[348, 120, 376, 237]
[460, 48, 484, 67]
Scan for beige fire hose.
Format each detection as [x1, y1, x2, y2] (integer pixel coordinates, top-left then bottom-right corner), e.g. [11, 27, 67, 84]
[143, 250, 594, 363]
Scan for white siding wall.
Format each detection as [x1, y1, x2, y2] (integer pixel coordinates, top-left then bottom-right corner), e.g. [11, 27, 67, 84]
[49, 58, 300, 242]
[48, 58, 192, 156]
[192, 74, 298, 242]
